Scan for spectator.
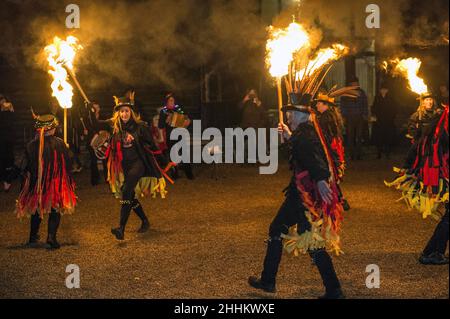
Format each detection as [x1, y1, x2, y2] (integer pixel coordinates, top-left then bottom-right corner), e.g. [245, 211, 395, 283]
[84, 102, 107, 186]
[340, 77, 368, 160]
[239, 89, 268, 163]
[372, 85, 397, 159]
[438, 84, 449, 107]
[0, 95, 16, 192]
[151, 107, 167, 154]
[159, 93, 194, 180]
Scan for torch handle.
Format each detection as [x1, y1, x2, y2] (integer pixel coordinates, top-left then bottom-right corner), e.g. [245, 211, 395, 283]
[277, 78, 285, 144]
[64, 65, 91, 104]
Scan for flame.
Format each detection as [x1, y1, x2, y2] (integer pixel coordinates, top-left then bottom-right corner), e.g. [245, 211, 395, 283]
[266, 22, 310, 78]
[44, 36, 82, 109]
[391, 57, 428, 95]
[296, 44, 348, 81]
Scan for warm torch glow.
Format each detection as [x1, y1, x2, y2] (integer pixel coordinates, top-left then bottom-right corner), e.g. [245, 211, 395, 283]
[45, 36, 82, 109]
[266, 22, 310, 78]
[391, 57, 428, 95]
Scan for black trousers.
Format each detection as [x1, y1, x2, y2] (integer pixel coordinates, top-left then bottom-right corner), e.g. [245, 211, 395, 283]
[345, 115, 364, 160]
[30, 209, 61, 241]
[423, 204, 449, 256]
[118, 159, 148, 230]
[261, 187, 341, 292]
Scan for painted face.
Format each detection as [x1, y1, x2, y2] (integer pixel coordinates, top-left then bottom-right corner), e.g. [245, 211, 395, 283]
[423, 97, 434, 110]
[286, 111, 309, 130]
[316, 101, 328, 114]
[119, 106, 132, 123]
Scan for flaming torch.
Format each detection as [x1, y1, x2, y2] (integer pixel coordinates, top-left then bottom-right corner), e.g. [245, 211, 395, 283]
[266, 22, 310, 125]
[389, 57, 429, 95]
[44, 36, 83, 144]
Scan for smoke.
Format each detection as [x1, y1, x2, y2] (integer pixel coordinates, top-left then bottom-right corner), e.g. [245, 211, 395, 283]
[0, 0, 447, 91]
[0, 0, 266, 91]
[273, 0, 448, 58]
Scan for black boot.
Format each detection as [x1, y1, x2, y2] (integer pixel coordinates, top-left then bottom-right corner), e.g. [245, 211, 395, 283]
[310, 249, 344, 299]
[248, 237, 282, 293]
[422, 210, 449, 262]
[112, 201, 132, 240]
[29, 213, 42, 245]
[132, 199, 150, 233]
[47, 211, 61, 249]
[248, 276, 276, 293]
[419, 252, 449, 265]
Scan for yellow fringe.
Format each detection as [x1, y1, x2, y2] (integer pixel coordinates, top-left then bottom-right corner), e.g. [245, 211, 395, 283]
[281, 212, 343, 257]
[385, 168, 448, 220]
[111, 177, 168, 200]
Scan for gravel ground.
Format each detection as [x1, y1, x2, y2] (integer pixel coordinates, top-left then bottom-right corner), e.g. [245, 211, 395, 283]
[0, 153, 448, 299]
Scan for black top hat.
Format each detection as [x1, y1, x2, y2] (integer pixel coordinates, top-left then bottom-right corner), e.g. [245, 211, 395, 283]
[281, 93, 312, 113]
[113, 96, 135, 112]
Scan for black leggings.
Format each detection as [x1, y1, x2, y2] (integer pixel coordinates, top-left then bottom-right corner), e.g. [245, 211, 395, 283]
[122, 159, 146, 202]
[118, 159, 148, 229]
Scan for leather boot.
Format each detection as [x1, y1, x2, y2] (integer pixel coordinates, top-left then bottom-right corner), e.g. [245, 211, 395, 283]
[310, 249, 344, 299]
[47, 211, 61, 249]
[29, 213, 42, 245]
[132, 199, 150, 233]
[112, 201, 132, 240]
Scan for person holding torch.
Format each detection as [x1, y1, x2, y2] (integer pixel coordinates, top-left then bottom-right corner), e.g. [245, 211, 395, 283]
[248, 93, 345, 299]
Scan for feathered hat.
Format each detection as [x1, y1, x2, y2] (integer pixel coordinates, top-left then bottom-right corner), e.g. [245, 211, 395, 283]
[314, 85, 360, 108]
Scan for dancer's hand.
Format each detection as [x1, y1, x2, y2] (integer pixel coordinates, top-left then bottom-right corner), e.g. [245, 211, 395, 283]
[318, 180, 333, 205]
[278, 123, 291, 139]
[124, 133, 135, 144]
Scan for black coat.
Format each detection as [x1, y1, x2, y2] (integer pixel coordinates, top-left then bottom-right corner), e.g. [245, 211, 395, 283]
[289, 122, 330, 183]
[372, 93, 397, 145]
[100, 119, 166, 179]
[407, 108, 438, 141]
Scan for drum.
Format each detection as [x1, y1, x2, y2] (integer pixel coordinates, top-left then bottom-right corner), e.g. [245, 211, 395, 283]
[90, 130, 111, 160]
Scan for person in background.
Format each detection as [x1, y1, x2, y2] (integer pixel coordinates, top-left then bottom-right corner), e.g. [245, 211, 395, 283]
[438, 84, 449, 107]
[0, 95, 16, 192]
[151, 107, 167, 155]
[239, 89, 268, 163]
[372, 84, 397, 159]
[83, 102, 107, 186]
[159, 93, 193, 180]
[340, 77, 368, 161]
